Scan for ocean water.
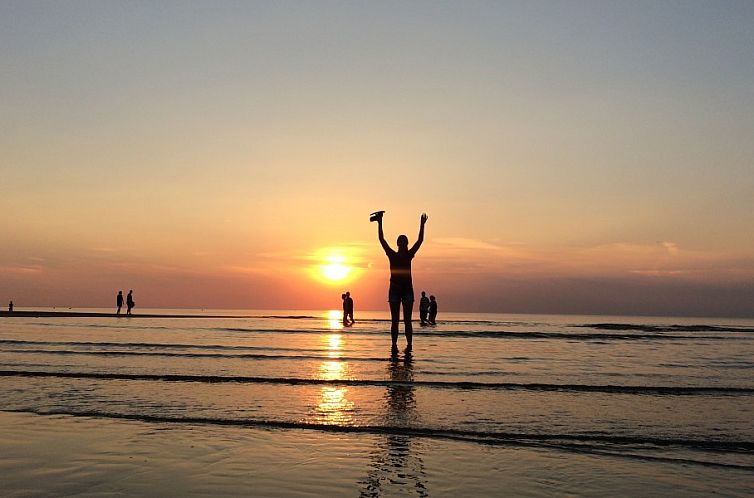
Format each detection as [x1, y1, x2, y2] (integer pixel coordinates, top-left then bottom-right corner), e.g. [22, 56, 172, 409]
[1, 309, 753, 496]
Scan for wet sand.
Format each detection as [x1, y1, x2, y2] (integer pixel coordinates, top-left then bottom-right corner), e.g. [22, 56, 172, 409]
[1, 411, 751, 497]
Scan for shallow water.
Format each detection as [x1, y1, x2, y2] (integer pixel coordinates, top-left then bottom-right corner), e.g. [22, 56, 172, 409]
[1, 309, 753, 495]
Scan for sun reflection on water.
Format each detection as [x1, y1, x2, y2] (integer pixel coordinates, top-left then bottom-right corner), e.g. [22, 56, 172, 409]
[315, 331, 354, 424]
[326, 310, 344, 330]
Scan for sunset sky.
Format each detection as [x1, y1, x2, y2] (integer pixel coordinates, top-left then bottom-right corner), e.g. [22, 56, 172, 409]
[2, 1, 753, 316]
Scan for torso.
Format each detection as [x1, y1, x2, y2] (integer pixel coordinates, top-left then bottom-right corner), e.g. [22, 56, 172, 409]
[387, 249, 414, 288]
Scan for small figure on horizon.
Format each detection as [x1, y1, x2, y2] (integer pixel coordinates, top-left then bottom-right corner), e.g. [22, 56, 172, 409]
[419, 291, 430, 325]
[341, 293, 348, 325]
[428, 295, 438, 325]
[8, 301, 13, 313]
[345, 291, 354, 325]
[126, 290, 135, 315]
[375, 211, 428, 350]
[116, 290, 124, 315]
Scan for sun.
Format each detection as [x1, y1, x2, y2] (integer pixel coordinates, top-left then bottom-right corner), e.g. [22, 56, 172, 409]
[309, 247, 363, 286]
[319, 255, 352, 282]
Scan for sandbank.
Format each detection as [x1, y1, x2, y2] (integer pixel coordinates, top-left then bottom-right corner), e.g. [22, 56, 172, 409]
[0, 310, 250, 319]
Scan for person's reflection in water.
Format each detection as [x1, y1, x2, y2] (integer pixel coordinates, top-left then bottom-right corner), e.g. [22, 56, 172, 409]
[359, 350, 428, 497]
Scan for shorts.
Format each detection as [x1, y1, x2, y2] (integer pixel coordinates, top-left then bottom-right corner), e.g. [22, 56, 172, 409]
[388, 285, 414, 304]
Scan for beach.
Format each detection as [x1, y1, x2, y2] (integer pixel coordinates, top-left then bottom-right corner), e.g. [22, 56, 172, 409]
[2, 410, 752, 497]
[1, 309, 752, 496]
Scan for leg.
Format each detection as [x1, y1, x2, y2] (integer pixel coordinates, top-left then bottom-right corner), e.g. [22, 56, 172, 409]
[402, 300, 414, 349]
[389, 301, 400, 347]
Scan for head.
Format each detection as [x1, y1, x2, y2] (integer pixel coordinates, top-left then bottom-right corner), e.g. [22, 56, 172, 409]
[341, 293, 346, 300]
[118, 290, 122, 295]
[396, 234, 409, 250]
[346, 291, 350, 297]
[421, 291, 426, 297]
[430, 295, 436, 301]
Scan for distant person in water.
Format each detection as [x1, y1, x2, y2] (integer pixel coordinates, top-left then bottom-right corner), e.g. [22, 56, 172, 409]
[345, 291, 354, 325]
[116, 290, 124, 315]
[8, 301, 13, 313]
[341, 293, 348, 325]
[126, 290, 135, 315]
[428, 295, 438, 325]
[375, 211, 428, 350]
[419, 291, 430, 325]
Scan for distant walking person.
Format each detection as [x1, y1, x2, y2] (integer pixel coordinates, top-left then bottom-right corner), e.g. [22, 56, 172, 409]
[345, 291, 354, 325]
[126, 290, 135, 315]
[428, 295, 438, 325]
[116, 291, 124, 315]
[341, 293, 348, 325]
[8, 301, 13, 313]
[374, 211, 428, 350]
[419, 291, 430, 325]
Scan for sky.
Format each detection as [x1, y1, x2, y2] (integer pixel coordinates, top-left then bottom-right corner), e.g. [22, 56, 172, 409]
[1, 1, 753, 317]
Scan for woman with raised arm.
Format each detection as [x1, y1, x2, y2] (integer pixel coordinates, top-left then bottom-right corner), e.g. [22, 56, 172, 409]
[375, 212, 428, 350]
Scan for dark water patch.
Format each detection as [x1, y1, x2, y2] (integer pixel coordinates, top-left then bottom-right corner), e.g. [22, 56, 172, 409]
[3, 370, 752, 396]
[6, 408, 754, 464]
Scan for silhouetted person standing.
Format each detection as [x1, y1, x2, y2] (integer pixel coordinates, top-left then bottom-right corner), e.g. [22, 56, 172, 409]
[428, 295, 438, 325]
[345, 291, 354, 325]
[126, 290, 135, 315]
[116, 291, 124, 315]
[376, 212, 428, 350]
[341, 293, 348, 325]
[418, 291, 430, 325]
[8, 301, 13, 313]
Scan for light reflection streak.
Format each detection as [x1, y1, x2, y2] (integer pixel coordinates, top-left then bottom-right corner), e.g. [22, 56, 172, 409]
[315, 331, 353, 424]
[326, 309, 344, 330]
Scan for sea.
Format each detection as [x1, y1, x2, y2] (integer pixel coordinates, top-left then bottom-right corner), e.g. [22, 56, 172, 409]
[1, 309, 753, 496]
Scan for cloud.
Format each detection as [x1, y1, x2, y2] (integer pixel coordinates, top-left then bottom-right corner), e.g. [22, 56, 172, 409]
[0, 265, 44, 274]
[432, 237, 507, 251]
[419, 237, 754, 283]
[660, 241, 679, 255]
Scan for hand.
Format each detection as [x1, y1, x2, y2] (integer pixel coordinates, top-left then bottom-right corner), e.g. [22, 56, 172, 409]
[421, 213, 428, 225]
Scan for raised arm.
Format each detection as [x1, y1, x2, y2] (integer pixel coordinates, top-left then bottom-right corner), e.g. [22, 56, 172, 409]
[377, 216, 391, 253]
[409, 213, 428, 254]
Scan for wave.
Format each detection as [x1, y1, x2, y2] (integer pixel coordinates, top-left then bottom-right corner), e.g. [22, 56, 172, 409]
[0, 339, 315, 353]
[14, 324, 750, 341]
[0, 349, 392, 362]
[6, 408, 754, 462]
[217, 327, 744, 341]
[2, 370, 752, 395]
[581, 323, 754, 333]
[254, 315, 319, 319]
